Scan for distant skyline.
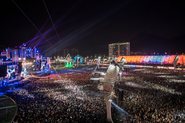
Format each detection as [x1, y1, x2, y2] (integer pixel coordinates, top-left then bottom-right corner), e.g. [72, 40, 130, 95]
[1, 0, 185, 55]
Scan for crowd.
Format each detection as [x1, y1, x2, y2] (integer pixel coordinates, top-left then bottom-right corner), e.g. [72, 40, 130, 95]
[114, 68, 185, 123]
[6, 67, 185, 123]
[9, 72, 107, 123]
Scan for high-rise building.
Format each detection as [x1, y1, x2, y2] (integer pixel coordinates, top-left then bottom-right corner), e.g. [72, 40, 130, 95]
[109, 42, 130, 57]
[5, 48, 11, 58]
[12, 49, 19, 62]
[19, 44, 27, 59]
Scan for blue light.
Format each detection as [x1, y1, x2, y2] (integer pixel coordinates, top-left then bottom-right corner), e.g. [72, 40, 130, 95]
[111, 101, 128, 115]
[156, 56, 163, 64]
[0, 92, 5, 96]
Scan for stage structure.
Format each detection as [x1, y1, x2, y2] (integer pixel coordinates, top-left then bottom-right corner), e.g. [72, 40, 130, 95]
[0, 43, 47, 85]
[64, 54, 73, 68]
[73, 55, 84, 64]
[109, 42, 130, 58]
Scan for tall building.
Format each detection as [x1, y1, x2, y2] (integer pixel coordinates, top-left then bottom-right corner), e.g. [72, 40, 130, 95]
[19, 44, 40, 59]
[12, 49, 19, 62]
[5, 48, 11, 59]
[19, 44, 27, 59]
[109, 42, 130, 57]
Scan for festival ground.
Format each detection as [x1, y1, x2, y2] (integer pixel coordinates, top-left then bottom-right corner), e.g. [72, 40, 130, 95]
[1, 65, 185, 123]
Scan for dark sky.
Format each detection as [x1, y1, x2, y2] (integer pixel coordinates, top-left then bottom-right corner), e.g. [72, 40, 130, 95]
[0, 0, 185, 55]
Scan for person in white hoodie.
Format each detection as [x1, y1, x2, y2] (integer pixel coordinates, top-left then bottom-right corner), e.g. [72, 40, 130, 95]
[102, 60, 120, 83]
[102, 60, 121, 123]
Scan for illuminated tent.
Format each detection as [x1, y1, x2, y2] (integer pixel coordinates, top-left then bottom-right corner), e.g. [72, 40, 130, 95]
[73, 55, 84, 64]
[64, 54, 73, 68]
[65, 62, 73, 68]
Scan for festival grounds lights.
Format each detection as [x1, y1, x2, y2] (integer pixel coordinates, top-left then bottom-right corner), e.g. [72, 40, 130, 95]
[117, 55, 185, 66]
[64, 62, 73, 68]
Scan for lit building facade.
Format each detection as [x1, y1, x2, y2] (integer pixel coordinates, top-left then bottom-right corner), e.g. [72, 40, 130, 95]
[109, 42, 130, 57]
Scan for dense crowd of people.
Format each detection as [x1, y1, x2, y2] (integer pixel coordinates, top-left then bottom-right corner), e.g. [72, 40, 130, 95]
[6, 67, 185, 123]
[115, 68, 185, 122]
[9, 72, 107, 123]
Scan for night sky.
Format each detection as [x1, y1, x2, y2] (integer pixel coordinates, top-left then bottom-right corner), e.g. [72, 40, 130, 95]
[0, 0, 185, 56]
